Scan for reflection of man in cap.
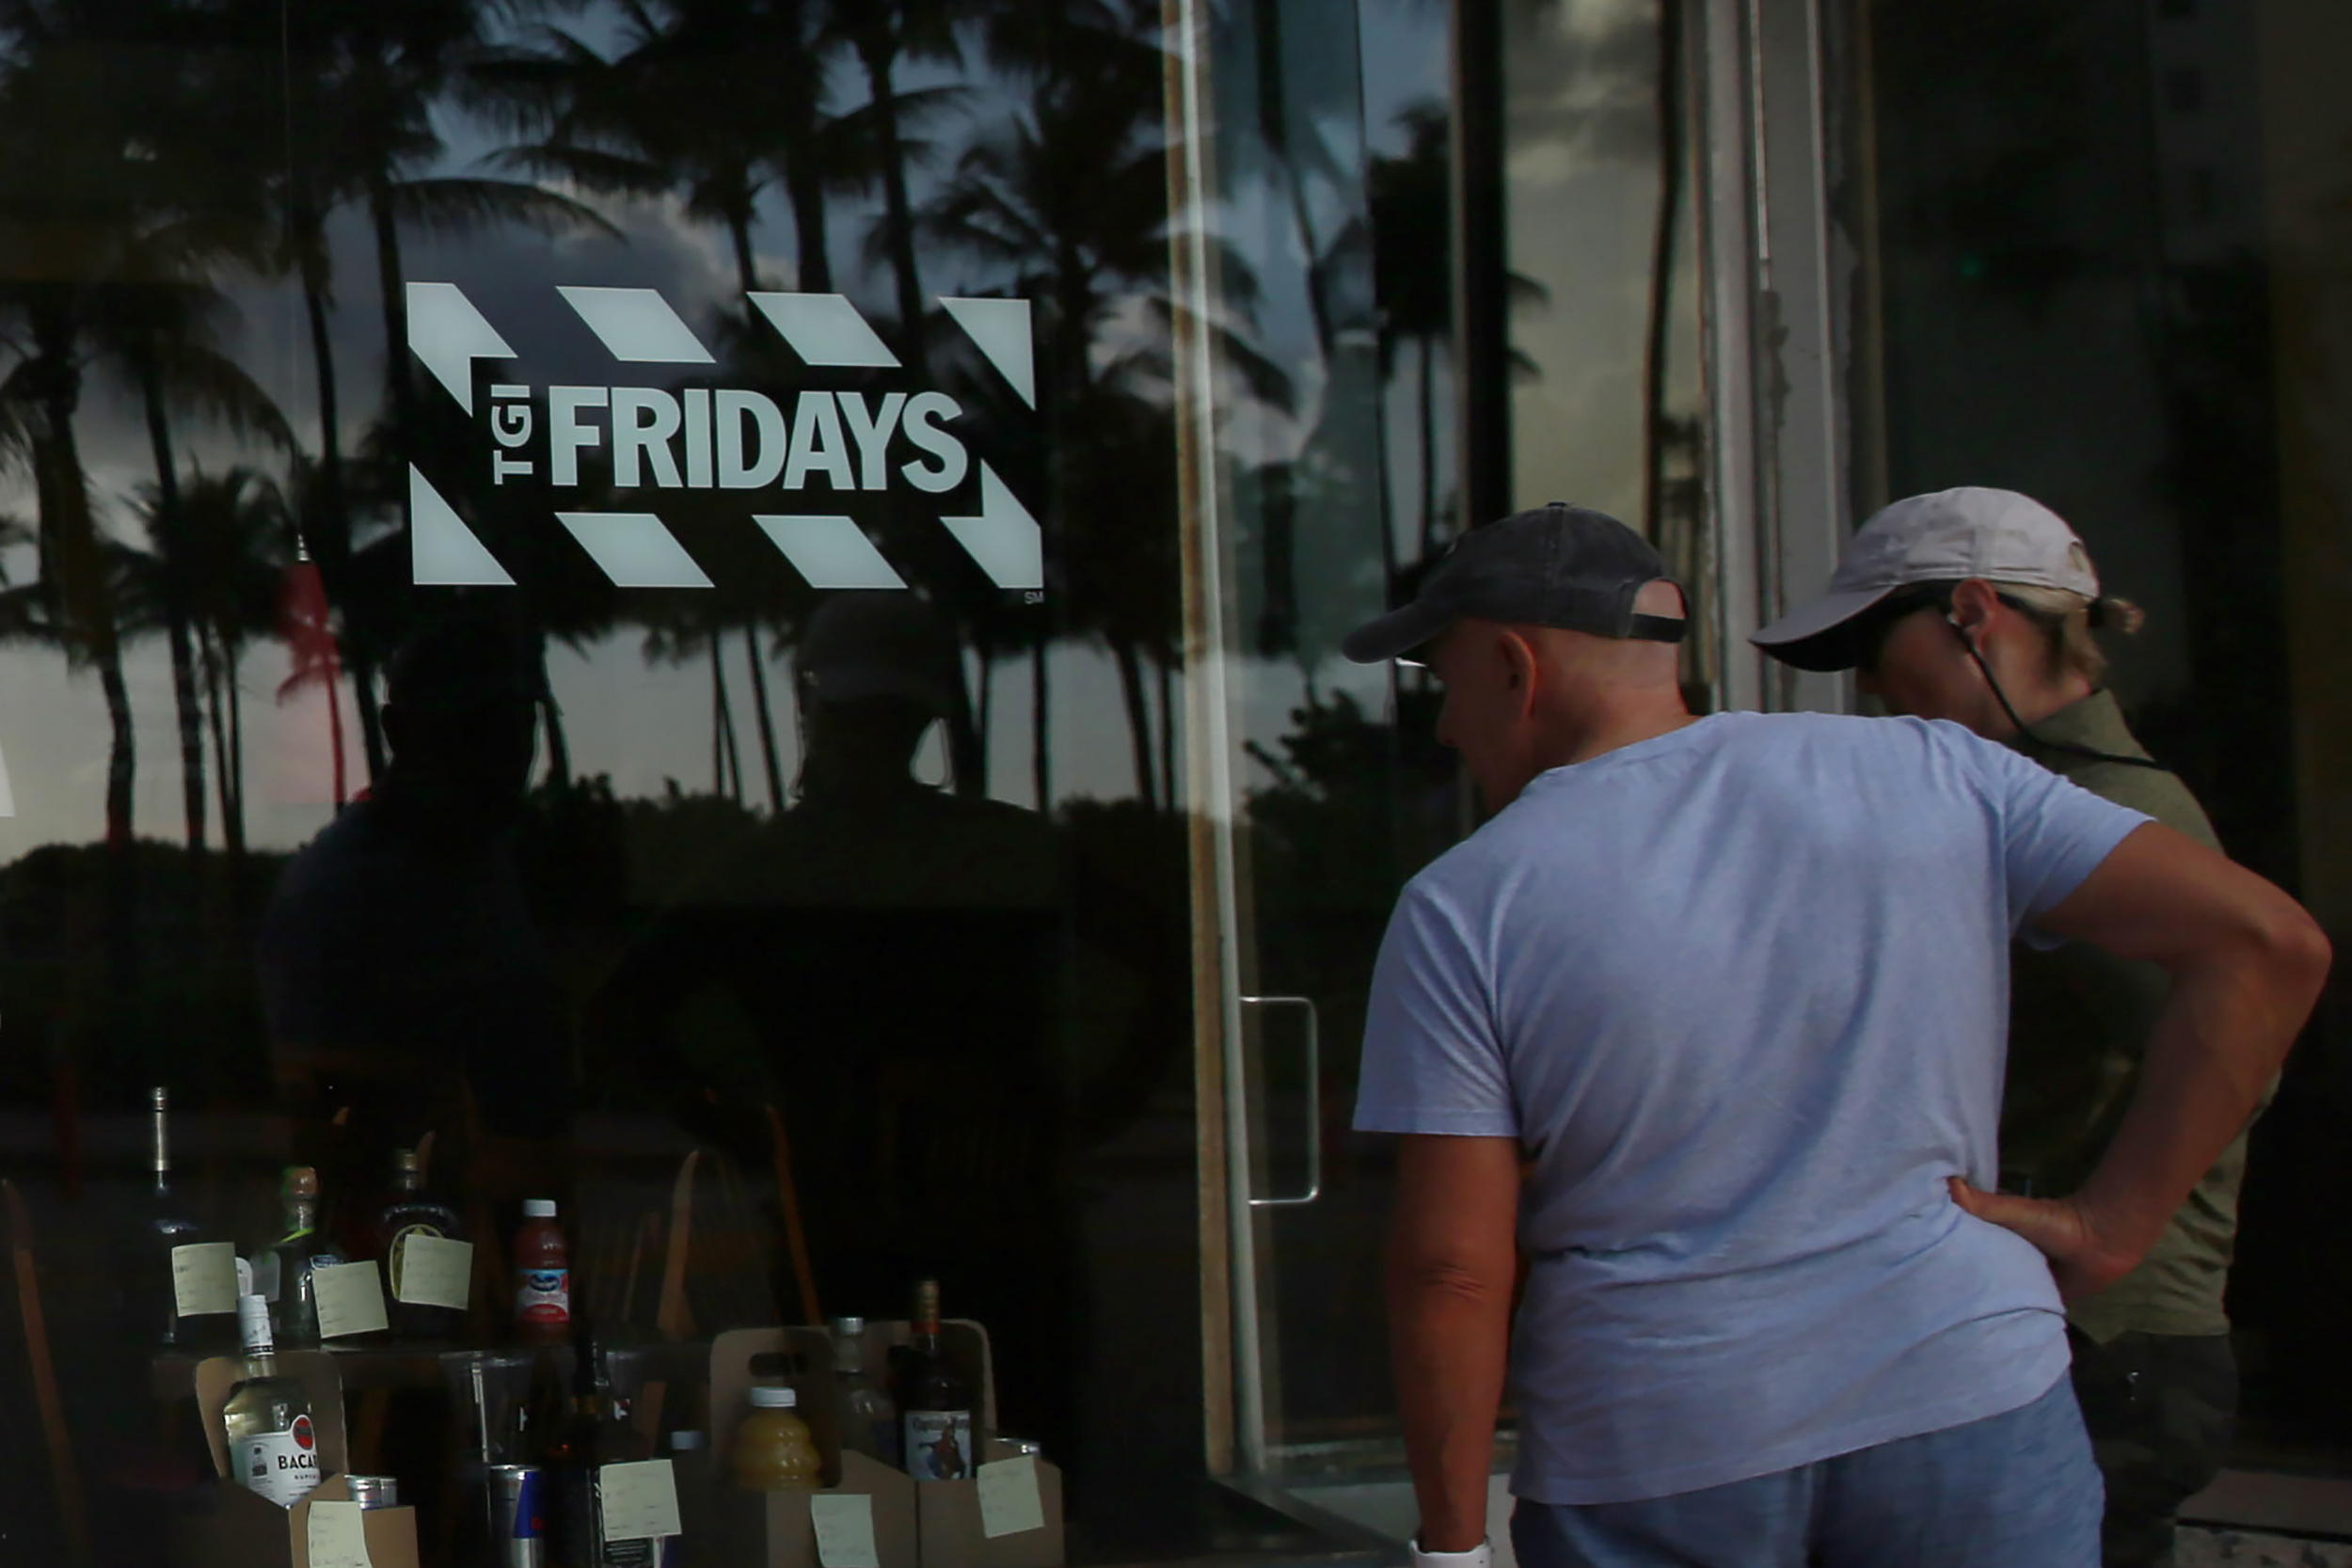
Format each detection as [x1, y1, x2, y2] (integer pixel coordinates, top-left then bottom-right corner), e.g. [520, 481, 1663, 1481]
[1351, 504, 2325, 1568]
[258, 616, 571, 1153]
[793, 591, 967, 809]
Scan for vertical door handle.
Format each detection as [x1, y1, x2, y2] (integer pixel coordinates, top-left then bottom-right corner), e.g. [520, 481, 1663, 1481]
[1240, 995, 1322, 1207]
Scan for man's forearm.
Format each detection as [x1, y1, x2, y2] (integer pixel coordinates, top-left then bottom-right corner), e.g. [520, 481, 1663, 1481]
[1390, 1257, 1512, 1552]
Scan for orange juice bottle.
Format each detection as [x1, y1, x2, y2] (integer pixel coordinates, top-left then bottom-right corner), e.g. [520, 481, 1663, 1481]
[732, 1386, 821, 1493]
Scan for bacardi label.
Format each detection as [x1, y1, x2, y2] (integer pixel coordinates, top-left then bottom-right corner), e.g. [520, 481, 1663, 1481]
[237, 1412, 323, 1508]
[903, 1410, 974, 1482]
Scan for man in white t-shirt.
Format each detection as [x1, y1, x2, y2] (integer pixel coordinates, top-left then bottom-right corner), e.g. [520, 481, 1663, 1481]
[1346, 504, 2327, 1568]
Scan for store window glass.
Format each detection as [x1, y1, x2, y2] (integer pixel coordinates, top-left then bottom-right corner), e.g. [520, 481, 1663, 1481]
[1846, 0, 2352, 1490]
[0, 1, 1421, 1561]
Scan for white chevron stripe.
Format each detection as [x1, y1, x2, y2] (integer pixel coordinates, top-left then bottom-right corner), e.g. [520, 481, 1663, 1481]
[558, 286, 715, 363]
[754, 515, 908, 590]
[941, 465, 1043, 590]
[557, 513, 714, 588]
[409, 467, 515, 586]
[406, 283, 516, 415]
[939, 297, 1037, 408]
[748, 292, 901, 369]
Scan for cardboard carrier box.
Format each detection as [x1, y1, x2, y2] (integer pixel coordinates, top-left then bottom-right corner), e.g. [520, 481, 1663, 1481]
[708, 1323, 1062, 1568]
[176, 1349, 421, 1568]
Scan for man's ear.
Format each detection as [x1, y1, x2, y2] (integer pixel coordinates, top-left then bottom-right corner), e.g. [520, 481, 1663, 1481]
[1498, 628, 1539, 702]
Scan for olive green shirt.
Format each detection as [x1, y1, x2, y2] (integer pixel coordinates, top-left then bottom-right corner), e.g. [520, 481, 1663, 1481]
[2002, 689, 2248, 1343]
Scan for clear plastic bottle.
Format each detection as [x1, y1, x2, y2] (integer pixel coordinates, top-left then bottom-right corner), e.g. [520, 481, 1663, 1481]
[731, 1386, 821, 1494]
[828, 1317, 900, 1468]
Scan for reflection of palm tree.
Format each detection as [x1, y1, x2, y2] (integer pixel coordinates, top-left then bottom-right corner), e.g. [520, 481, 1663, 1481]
[833, 0, 970, 368]
[242, 0, 609, 784]
[120, 469, 290, 861]
[1371, 103, 1452, 563]
[924, 5, 1249, 808]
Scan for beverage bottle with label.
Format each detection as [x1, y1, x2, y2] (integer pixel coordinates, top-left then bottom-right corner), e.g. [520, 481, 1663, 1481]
[264, 1166, 345, 1349]
[377, 1148, 465, 1338]
[141, 1086, 206, 1347]
[898, 1280, 975, 1481]
[515, 1198, 571, 1345]
[828, 1317, 900, 1468]
[223, 1293, 325, 1509]
[539, 1335, 655, 1568]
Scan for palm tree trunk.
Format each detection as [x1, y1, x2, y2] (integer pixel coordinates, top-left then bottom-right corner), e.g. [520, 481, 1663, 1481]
[534, 632, 572, 789]
[298, 230, 389, 787]
[974, 648, 994, 794]
[225, 638, 249, 854]
[369, 177, 420, 467]
[860, 40, 930, 370]
[711, 630, 744, 802]
[1030, 638, 1051, 813]
[783, 153, 834, 293]
[201, 626, 244, 861]
[1112, 640, 1154, 808]
[138, 356, 210, 851]
[325, 653, 348, 809]
[1642, 0, 1688, 542]
[741, 623, 786, 813]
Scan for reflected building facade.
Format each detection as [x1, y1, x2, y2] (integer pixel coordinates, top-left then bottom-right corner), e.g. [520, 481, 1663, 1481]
[0, 0, 2346, 1561]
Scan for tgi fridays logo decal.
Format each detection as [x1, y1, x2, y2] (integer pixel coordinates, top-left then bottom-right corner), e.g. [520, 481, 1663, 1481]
[403, 282, 1043, 593]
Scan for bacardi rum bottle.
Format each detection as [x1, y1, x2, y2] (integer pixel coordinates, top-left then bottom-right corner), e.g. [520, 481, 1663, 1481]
[222, 1294, 324, 1508]
[898, 1280, 975, 1481]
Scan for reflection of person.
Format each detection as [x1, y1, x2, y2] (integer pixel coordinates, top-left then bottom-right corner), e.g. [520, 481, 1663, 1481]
[1753, 488, 2252, 1568]
[1343, 504, 2327, 1568]
[257, 616, 572, 1158]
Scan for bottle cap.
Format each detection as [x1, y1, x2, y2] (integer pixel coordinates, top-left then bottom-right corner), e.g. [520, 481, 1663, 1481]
[237, 1294, 275, 1351]
[523, 1199, 557, 1219]
[830, 1316, 866, 1336]
[749, 1386, 798, 1409]
[283, 1166, 320, 1201]
[151, 1086, 168, 1112]
[392, 1148, 421, 1175]
[669, 1431, 707, 1452]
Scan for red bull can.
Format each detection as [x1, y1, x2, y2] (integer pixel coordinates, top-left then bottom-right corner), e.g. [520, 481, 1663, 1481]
[487, 1465, 546, 1568]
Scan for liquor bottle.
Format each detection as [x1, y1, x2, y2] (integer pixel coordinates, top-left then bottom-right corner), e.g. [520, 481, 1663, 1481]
[264, 1166, 345, 1349]
[828, 1317, 900, 1468]
[376, 1147, 464, 1338]
[222, 1293, 324, 1509]
[898, 1280, 975, 1481]
[538, 1335, 655, 1568]
[142, 1086, 205, 1347]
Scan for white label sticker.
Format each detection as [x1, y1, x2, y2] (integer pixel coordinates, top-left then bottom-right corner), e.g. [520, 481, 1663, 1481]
[170, 1242, 238, 1319]
[391, 1235, 473, 1310]
[236, 1415, 324, 1508]
[811, 1494, 881, 1568]
[597, 1460, 681, 1542]
[306, 1498, 373, 1568]
[977, 1455, 1047, 1539]
[310, 1261, 389, 1339]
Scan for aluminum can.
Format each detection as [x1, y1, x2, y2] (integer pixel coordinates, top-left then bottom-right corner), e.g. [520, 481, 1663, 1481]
[487, 1465, 547, 1568]
[344, 1475, 399, 1511]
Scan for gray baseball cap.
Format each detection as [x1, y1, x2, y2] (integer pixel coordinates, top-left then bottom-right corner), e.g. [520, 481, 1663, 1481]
[1342, 502, 1687, 664]
[1752, 486, 2101, 672]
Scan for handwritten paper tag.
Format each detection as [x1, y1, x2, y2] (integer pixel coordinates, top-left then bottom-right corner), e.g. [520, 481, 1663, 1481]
[977, 1454, 1046, 1539]
[310, 1261, 389, 1339]
[391, 1235, 473, 1310]
[170, 1243, 238, 1319]
[810, 1493, 881, 1568]
[597, 1460, 681, 1542]
[305, 1499, 373, 1568]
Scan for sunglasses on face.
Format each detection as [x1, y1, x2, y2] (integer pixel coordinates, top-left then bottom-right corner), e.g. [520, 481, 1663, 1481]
[1850, 589, 1954, 676]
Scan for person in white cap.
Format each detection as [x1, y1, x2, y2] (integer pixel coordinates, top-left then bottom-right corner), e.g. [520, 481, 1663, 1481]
[1755, 486, 2256, 1567]
[1349, 502, 2328, 1568]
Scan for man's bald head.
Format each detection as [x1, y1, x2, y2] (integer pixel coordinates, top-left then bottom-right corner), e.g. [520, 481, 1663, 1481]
[1429, 579, 1693, 814]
